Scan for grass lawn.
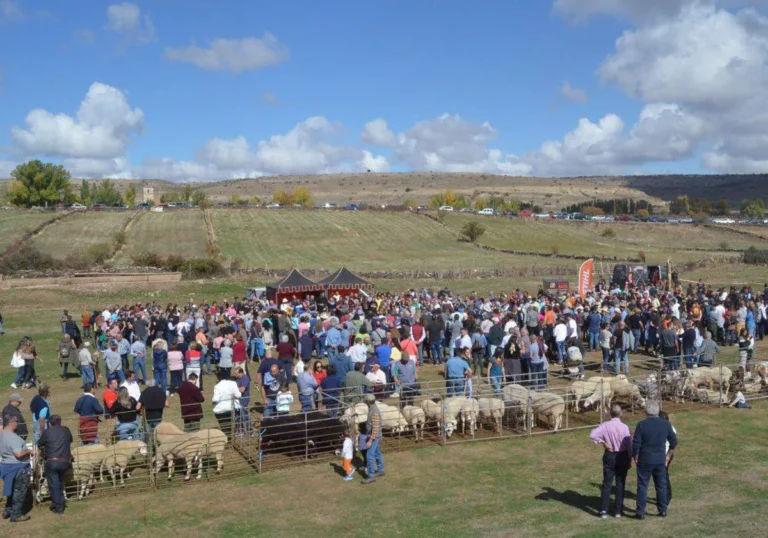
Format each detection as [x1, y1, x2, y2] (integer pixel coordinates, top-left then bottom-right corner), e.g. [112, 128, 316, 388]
[115, 210, 210, 264]
[210, 209, 534, 272]
[441, 214, 765, 263]
[0, 280, 765, 537]
[30, 211, 134, 259]
[0, 211, 58, 253]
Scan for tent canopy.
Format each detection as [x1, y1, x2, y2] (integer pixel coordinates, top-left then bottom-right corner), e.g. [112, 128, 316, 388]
[266, 269, 323, 302]
[318, 267, 373, 290]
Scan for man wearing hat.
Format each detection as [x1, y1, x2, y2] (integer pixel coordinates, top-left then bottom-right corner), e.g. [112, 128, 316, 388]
[79, 341, 96, 389]
[361, 393, 385, 485]
[1, 394, 27, 441]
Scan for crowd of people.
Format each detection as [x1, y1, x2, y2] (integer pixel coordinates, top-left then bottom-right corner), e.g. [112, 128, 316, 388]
[1, 275, 766, 521]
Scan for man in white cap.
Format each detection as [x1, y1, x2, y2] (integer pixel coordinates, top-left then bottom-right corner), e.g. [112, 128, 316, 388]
[1, 394, 27, 441]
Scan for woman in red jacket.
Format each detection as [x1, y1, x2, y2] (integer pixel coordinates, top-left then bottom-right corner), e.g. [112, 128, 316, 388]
[232, 335, 248, 376]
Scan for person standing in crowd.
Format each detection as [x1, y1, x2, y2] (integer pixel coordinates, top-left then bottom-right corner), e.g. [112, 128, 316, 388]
[111, 387, 140, 441]
[698, 331, 720, 366]
[79, 342, 96, 389]
[138, 379, 169, 433]
[2, 394, 28, 441]
[36, 414, 72, 515]
[343, 362, 372, 405]
[659, 321, 680, 370]
[361, 393, 384, 485]
[392, 351, 418, 408]
[130, 337, 147, 385]
[234, 367, 251, 437]
[276, 334, 296, 385]
[177, 373, 205, 432]
[320, 364, 343, 417]
[212, 372, 241, 436]
[57, 334, 77, 381]
[219, 339, 234, 380]
[167, 343, 185, 394]
[0, 414, 33, 523]
[152, 340, 169, 395]
[296, 363, 318, 411]
[116, 333, 131, 373]
[103, 378, 119, 418]
[30, 385, 51, 443]
[261, 363, 283, 417]
[590, 404, 632, 518]
[104, 343, 125, 383]
[445, 348, 472, 396]
[633, 400, 678, 519]
[73, 384, 103, 445]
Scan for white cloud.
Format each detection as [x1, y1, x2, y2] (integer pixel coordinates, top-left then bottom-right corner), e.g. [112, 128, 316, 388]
[64, 157, 131, 179]
[164, 34, 289, 73]
[134, 158, 241, 182]
[106, 2, 155, 44]
[553, 0, 768, 23]
[11, 82, 144, 159]
[361, 118, 397, 147]
[360, 150, 389, 173]
[559, 80, 588, 104]
[0, 0, 23, 23]
[196, 136, 257, 170]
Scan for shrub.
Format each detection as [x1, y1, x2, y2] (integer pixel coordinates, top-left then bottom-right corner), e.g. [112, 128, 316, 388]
[61, 254, 91, 271]
[719, 241, 728, 250]
[460, 221, 486, 242]
[550, 244, 560, 255]
[85, 243, 111, 264]
[435, 210, 447, 224]
[206, 245, 221, 258]
[405, 187, 412, 193]
[743, 246, 768, 265]
[601, 228, 616, 238]
[162, 254, 186, 272]
[115, 231, 127, 246]
[184, 258, 224, 278]
[0, 245, 56, 272]
[131, 252, 164, 268]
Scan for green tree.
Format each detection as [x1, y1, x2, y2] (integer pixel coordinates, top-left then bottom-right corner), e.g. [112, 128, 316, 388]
[669, 195, 690, 215]
[125, 184, 136, 207]
[182, 183, 194, 202]
[715, 198, 730, 216]
[460, 221, 486, 242]
[91, 179, 123, 206]
[229, 194, 240, 205]
[79, 180, 92, 205]
[7, 160, 74, 207]
[690, 198, 713, 215]
[741, 199, 766, 218]
[191, 190, 208, 206]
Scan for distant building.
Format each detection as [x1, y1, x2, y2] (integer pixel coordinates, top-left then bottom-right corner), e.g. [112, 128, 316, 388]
[143, 187, 155, 204]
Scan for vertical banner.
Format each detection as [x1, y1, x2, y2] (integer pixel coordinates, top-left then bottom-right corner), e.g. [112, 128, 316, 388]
[578, 259, 594, 299]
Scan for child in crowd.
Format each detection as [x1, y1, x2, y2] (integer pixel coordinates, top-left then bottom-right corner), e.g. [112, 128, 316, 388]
[276, 383, 293, 415]
[341, 431, 355, 481]
[729, 390, 751, 409]
[357, 422, 369, 472]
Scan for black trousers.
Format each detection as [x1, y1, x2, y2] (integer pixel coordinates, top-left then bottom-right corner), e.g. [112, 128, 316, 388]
[600, 451, 629, 515]
[2, 468, 30, 519]
[636, 463, 668, 516]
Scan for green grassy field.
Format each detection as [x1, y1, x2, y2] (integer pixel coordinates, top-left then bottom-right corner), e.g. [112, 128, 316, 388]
[0, 211, 58, 252]
[30, 211, 134, 259]
[115, 210, 210, 264]
[0, 279, 765, 537]
[441, 214, 766, 263]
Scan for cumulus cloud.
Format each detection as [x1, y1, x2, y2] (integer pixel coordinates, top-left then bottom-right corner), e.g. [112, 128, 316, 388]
[553, 0, 768, 23]
[360, 150, 389, 173]
[559, 80, 588, 104]
[361, 119, 397, 147]
[165, 34, 289, 72]
[11, 82, 144, 159]
[64, 157, 132, 179]
[106, 2, 155, 44]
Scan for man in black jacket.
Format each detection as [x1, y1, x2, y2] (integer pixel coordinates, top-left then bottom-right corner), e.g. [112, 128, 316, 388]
[37, 415, 73, 514]
[632, 400, 678, 518]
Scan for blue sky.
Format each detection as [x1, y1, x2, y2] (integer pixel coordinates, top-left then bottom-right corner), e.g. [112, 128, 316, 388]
[1, 0, 766, 180]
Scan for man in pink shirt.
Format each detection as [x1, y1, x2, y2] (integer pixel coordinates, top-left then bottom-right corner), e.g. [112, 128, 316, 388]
[589, 404, 632, 519]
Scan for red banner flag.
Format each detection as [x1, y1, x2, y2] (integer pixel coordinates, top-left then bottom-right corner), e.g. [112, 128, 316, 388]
[578, 259, 594, 299]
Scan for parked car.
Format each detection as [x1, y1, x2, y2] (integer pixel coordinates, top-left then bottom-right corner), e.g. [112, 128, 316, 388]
[70, 203, 87, 210]
[679, 218, 693, 223]
[460, 207, 475, 213]
[111, 203, 127, 209]
[553, 213, 570, 220]
[344, 204, 360, 211]
[477, 208, 495, 216]
[710, 217, 735, 224]
[569, 213, 587, 220]
[266, 203, 280, 209]
[91, 204, 107, 211]
[438, 205, 454, 212]
[533, 213, 552, 219]
[135, 203, 150, 210]
[322, 202, 337, 209]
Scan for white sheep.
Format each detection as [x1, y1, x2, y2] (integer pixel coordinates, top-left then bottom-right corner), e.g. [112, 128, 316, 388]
[477, 397, 504, 432]
[611, 376, 646, 408]
[696, 388, 729, 405]
[401, 405, 426, 442]
[376, 403, 408, 434]
[460, 397, 480, 436]
[419, 399, 443, 428]
[100, 440, 148, 487]
[502, 384, 530, 429]
[154, 423, 227, 481]
[568, 379, 602, 412]
[582, 378, 613, 411]
[529, 392, 565, 431]
[71, 444, 109, 499]
[442, 397, 467, 438]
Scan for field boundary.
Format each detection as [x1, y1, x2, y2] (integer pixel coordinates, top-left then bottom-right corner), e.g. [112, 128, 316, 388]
[0, 210, 79, 264]
[105, 210, 141, 264]
[0, 272, 183, 289]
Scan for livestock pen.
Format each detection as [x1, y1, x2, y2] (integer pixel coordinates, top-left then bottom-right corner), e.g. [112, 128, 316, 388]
[30, 360, 768, 505]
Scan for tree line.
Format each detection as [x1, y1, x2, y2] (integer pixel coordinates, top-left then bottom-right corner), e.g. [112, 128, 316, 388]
[561, 198, 655, 216]
[668, 195, 765, 218]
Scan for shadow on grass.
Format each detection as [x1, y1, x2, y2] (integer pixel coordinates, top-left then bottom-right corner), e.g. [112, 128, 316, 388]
[536, 487, 602, 517]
